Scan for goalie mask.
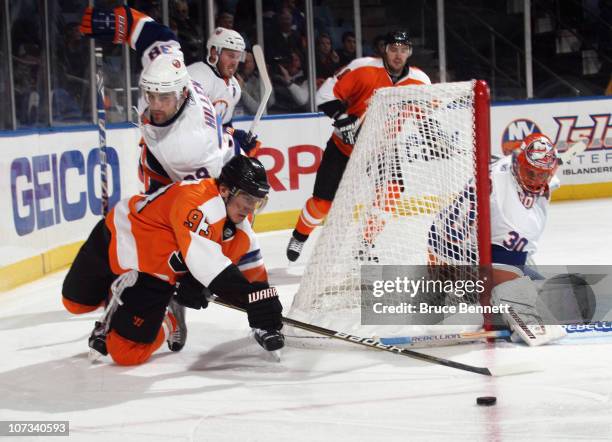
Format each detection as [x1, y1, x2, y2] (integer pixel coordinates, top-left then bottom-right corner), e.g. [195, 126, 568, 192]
[207, 27, 246, 68]
[140, 54, 190, 112]
[512, 133, 559, 194]
[218, 155, 270, 211]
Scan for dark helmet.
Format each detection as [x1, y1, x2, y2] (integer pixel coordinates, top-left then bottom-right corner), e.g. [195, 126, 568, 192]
[384, 30, 412, 47]
[218, 155, 270, 198]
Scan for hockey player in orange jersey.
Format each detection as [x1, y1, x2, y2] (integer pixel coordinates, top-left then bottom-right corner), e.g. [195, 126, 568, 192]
[61, 156, 284, 366]
[286, 30, 431, 261]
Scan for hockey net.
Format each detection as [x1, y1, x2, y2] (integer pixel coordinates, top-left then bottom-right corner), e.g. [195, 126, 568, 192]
[287, 80, 491, 345]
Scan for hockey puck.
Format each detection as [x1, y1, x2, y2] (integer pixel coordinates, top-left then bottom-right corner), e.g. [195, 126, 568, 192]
[476, 396, 497, 406]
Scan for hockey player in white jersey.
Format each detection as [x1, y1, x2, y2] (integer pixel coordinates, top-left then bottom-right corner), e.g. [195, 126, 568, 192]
[80, 5, 233, 193]
[429, 133, 569, 346]
[428, 132, 560, 267]
[489, 132, 560, 266]
[187, 28, 261, 157]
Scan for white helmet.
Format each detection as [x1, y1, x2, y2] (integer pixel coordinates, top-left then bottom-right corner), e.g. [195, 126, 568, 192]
[139, 54, 190, 95]
[206, 27, 246, 63]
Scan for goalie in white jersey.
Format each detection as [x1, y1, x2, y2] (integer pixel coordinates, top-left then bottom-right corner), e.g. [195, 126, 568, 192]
[429, 133, 571, 347]
[187, 28, 261, 157]
[429, 132, 560, 267]
[489, 133, 560, 266]
[80, 6, 236, 193]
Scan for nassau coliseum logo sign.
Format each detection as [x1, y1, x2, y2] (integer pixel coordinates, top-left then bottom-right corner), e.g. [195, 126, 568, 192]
[501, 119, 542, 155]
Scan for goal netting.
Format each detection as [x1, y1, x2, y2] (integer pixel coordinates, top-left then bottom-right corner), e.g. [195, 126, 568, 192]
[288, 80, 491, 344]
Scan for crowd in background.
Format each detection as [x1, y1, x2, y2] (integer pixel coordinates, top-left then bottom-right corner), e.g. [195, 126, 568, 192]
[2, 0, 610, 130]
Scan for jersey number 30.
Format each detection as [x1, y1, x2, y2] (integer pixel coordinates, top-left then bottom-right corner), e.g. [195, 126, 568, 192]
[502, 231, 528, 252]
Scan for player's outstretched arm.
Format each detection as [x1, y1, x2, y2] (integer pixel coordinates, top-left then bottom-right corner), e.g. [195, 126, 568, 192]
[80, 6, 178, 61]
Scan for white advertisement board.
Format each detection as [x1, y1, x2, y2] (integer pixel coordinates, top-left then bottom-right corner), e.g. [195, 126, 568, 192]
[491, 96, 612, 186]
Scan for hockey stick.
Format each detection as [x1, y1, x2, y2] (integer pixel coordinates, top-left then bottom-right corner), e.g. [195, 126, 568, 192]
[95, 46, 109, 216]
[558, 139, 588, 164]
[246, 44, 273, 144]
[209, 297, 535, 377]
[378, 329, 511, 347]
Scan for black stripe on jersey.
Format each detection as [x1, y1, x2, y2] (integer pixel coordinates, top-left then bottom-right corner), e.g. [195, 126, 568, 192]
[143, 147, 169, 180]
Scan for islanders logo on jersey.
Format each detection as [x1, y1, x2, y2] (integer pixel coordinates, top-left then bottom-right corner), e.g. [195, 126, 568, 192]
[501, 119, 542, 155]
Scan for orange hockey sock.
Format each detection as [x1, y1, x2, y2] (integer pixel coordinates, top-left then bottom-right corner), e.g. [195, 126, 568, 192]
[294, 197, 332, 237]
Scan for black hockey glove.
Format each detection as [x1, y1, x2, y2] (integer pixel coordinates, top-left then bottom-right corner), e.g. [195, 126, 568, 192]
[333, 114, 359, 145]
[231, 128, 261, 157]
[245, 286, 283, 331]
[173, 273, 210, 310]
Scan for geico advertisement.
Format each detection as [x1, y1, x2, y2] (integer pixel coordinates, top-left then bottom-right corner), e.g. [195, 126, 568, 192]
[492, 97, 612, 185]
[1, 128, 141, 263]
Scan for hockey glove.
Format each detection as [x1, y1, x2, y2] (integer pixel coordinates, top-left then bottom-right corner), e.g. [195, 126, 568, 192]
[245, 286, 283, 331]
[173, 273, 210, 310]
[80, 6, 133, 44]
[230, 128, 261, 157]
[333, 114, 359, 145]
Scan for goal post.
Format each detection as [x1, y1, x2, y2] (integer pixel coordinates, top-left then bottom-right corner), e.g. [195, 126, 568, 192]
[288, 80, 492, 342]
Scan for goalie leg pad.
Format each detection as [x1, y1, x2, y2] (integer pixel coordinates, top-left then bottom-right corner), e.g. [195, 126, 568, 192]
[492, 276, 566, 346]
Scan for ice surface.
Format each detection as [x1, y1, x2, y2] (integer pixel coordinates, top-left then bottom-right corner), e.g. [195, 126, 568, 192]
[0, 199, 611, 441]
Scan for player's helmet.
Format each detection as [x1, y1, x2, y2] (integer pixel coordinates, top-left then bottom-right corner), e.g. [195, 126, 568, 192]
[384, 30, 413, 49]
[207, 27, 246, 64]
[139, 54, 190, 98]
[218, 155, 270, 199]
[512, 133, 559, 194]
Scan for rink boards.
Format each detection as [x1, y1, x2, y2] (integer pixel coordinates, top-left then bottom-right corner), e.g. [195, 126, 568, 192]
[0, 94, 611, 289]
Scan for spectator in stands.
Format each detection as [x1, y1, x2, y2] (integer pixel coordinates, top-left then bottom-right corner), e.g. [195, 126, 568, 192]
[280, 0, 305, 35]
[12, 41, 44, 126]
[234, 0, 257, 46]
[337, 31, 357, 67]
[54, 22, 89, 123]
[372, 34, 386, 58]
[171, 0, 204, 65]
[264, 7, 305, 62]
[235, 50, 276, 116]
[216, 10, 235, 29]
[315, 33, 340, 87]
[270, 49, 308, 113]
[135, 0, 162, 22]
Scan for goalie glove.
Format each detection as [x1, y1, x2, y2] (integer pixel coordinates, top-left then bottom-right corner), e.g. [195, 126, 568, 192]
[245, 286, 283, 332]
[80, 6, 134, 44]
[492, 276, 566, 346]
[333, 114, 360, 145]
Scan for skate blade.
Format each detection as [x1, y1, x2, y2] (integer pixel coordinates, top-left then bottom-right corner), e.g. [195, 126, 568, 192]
[268, 349, 281, 363]
[88, 348, 104, 363]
